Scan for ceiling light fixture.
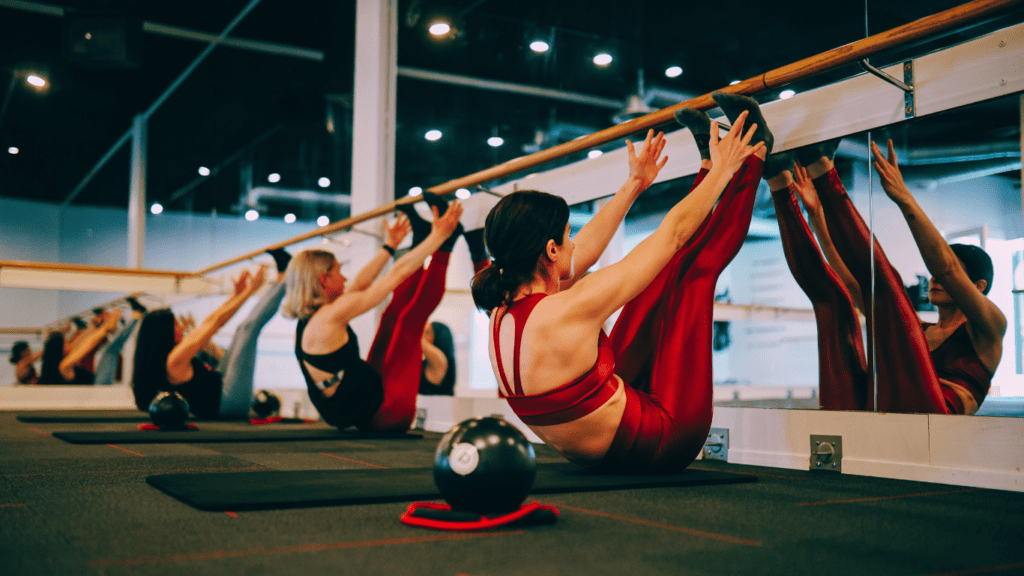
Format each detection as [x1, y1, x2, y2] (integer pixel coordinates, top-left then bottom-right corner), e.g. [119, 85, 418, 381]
[268, 173, 281, 183]
[487, 136, 504, 147]
[425, 130, 442, 141]
[588, 150, 603, 159]
[409, 186, 423, 196]
[593, 53, 613, 66]
[7, 147, 18, 155]
[198, 166, 210, 176]
[26, 74, 46, 88]
[245, 209, 259, 221]
[455, 188, 471, 199]
[529, 41, 549, 53]
[317, 216, 329, 227]
[729, 80, 741, 85]
[318, 177, 331, 188]
[150, 203, 163, 215]
[428, 22, 451, 36]
[284, 213, 296, 223]
[665, 66, 683, 78]
[779, 89, 796, 100]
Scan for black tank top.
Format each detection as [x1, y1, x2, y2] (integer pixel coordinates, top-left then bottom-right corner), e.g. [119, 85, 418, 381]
[295, 319, 384, 430]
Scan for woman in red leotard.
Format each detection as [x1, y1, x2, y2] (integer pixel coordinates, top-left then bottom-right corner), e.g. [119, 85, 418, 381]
[472, 92, 770, 473]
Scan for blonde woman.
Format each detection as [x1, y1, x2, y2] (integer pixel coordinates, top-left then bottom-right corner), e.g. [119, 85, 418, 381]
[283, 200, 463, 431]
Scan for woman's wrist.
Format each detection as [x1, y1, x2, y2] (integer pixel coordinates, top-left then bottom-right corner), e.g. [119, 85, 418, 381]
[382, 245, 397, 257]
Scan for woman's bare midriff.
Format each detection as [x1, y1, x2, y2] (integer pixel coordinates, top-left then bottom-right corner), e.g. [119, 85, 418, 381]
[525, 377, 628, 466]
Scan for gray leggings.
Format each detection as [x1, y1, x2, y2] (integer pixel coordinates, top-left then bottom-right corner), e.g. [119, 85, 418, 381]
[94, 318, 140, 385]
[217, 282, 287, 418]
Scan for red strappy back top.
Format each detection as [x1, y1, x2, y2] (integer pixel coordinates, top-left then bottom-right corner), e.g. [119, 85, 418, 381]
[924, 322, 993, 412]
[492, 294, 619, 426]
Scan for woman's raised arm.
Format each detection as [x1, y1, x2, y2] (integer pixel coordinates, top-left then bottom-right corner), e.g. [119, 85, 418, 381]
[347, 214, 412, 293]
[564, 113, 764, 328]
[561, 130, 668, 290]
[59, 310, 121, 381]
[166, 265, 268, 384]
[318, 203, 463, 327]
[872, 139, 1006, 343]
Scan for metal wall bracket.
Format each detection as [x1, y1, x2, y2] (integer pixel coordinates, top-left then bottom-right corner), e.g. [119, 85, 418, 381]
[859, 59, 915, 119]
[810, 435, 842, 472]
[703, 428, 729, 462]
[413, 407, 428, 430]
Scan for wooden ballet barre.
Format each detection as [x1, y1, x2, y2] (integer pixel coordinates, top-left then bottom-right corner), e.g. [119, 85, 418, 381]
[0, 260, 197, 278]
[0, 260, 225, 296]
[195, 0, 1022, 278]
[0, 328, 43, 335]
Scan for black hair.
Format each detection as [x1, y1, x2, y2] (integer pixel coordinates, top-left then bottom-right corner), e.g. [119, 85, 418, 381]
[132, 309, 176, 410]
[949, 244, 994, 295]
[471, 190, 570, 310]
[9, 341, 29, 364]
[429, 321, 456, 395]
[39, 333, 65, 383]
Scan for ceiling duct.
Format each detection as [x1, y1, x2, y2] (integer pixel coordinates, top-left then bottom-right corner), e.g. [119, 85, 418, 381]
[246, 186, 351, 211]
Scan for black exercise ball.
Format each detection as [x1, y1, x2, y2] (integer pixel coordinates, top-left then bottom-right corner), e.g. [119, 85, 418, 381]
[149, 391, 190, 429]
[434, 416, 536, 514]
[252, 390, 281, 418]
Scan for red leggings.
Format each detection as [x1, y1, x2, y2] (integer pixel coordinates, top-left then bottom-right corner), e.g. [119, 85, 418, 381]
[364, 251, 451, 430]
[773, 169, 951, 414]
[599, 155, 764, 473]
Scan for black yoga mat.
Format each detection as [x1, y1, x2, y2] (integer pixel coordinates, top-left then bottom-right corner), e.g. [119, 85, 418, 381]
[53, 429, 422, 444]
[146, 462, 756, 511]
[17, 410, 152, 423]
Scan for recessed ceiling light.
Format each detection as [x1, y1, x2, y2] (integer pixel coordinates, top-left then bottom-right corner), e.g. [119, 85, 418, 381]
[409, 186, 423, 196]
[588, 150, 603, 159]
[318, 177, 331, 188]
[529, 41, 549, 53]
[593, 53, 613, 66]
[284, 213, 296, 223]
[7, 147, 18, 155]
[317, 216, 329, 227]
[245, 209, 259, 221]
[487, 136, 504, 147]
[268, 173, 281, 183]
[729, 80, 741, 85]
[429, 22, 450, 36]
[779, 89, 796, 100]
[665, 66, 683, 78]
[26, 74, 46, 88]
[455, 188, 471, 199]
[425, 130, 442, 141]
[198, 166, 210, 176]
[150, 203, 163, 215]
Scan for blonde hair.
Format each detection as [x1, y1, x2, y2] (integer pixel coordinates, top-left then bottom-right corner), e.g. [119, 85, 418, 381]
[281, 250, 337, 321]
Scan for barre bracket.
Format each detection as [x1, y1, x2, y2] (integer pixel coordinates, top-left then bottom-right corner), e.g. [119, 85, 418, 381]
[859, 59, 915, 119]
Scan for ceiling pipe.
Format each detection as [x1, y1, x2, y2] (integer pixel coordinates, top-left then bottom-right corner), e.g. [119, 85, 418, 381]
[246, 186, 352, 210]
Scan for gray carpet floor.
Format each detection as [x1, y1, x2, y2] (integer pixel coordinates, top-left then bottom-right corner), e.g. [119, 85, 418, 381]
[2, 410, 1022, 575]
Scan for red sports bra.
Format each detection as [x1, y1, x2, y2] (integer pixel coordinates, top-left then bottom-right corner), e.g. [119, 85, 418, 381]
[923, 322, 992, 411]
[492, 294, 619, 426]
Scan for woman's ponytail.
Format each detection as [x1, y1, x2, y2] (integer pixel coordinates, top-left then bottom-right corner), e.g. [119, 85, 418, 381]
[470, 190, 569, 311]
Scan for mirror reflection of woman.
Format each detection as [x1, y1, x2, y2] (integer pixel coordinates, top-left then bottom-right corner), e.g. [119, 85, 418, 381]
[10, 341, 42, 384]
[419, 321, 455, 396]
[39, 311, 121, 385]
[765, 137, 1005, 415]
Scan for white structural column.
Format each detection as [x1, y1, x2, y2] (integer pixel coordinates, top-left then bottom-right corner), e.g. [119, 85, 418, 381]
[348, 0, 398, 339]
[351, 0, 397, 219]
[127, 114, 147, 268]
